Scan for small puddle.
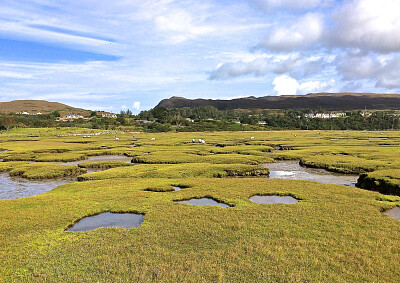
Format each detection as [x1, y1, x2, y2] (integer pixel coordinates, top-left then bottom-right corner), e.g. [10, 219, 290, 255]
[265, 161, 358, 186]
[0, 150, 8, 153]
[385, 207, 400, 220]
[173, 186, 181, 191]
[0, 173, 74, 200]
[67, 212, 144, 232]
[178, 198, 230, 207]
[250, 195, 299, 204]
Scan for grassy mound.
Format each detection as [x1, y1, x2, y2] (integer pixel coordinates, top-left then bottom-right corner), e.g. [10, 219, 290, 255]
[0, 161, 30, 172]
[78, 163, 269, 181]
[78, 161, 134, 170]
[9, 163, 86, 179]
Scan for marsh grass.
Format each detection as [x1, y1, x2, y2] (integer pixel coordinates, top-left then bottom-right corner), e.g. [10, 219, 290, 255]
[78, 161, 134, 170]
[78, 163, 269, 181]
[9, 163, 86, 179]
[2, 129, 400, 281]
[1, 178, 400, 281]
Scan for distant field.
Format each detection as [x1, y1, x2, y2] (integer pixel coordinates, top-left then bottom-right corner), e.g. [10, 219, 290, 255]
[1, 128, 400, 281]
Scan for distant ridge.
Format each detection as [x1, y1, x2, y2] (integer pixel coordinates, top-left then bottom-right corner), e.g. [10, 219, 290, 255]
[0, 100, 91, 115]
[156, 93, 400, 110]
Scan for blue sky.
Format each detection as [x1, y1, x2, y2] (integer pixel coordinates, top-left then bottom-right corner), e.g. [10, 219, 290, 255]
[1, 0, 400, 113]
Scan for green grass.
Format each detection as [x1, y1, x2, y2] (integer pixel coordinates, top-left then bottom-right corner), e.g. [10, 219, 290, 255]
[9, 163, 86, 179]
[78, 161, 134, 169]
[1, 178, 400, 281]
[78, 163, 269, 181]
[2, 128, 400, 281]
[0, 161, 29, 172]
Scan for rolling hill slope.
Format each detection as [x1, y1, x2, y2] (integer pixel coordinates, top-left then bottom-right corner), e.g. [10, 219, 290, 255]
[156, 93, 400, 110]
[0, 100, 91, 116]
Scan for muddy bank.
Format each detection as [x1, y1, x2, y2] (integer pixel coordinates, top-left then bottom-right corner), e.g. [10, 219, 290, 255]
[356, 174, 400, 196]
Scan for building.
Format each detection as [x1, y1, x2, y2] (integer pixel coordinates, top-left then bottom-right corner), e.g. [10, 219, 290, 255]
[63, 114, 83, 119]
[305, 113, 346, 119]
[102, 113, 117, 118]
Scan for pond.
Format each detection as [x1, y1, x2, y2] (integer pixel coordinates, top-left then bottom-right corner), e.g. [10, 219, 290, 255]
[178, 198, 230, 207]
[264, 161, 358, 186]
[385, 206, 400, 220]
[67, 212, 145, 232]
[250, 195, 299, 204]
[0, 173, 74, 200]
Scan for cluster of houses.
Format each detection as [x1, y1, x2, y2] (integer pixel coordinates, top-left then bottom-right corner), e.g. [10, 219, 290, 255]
[16, 111, 42, 115]
[102, 113, 117, 118]
[14, 110, 118, 121]
[305, 113, 346, 119]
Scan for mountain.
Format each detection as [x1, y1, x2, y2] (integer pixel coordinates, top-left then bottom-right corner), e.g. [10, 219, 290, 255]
[0, 100, 91, 116]
[156, 93, 400, 111]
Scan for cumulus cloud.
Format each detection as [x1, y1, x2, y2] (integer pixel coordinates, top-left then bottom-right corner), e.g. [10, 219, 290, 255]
[273, 75, 334, 95]
[257, 13, 324, 52]
[273, 75, 299, 95]
[132, 101, 141, 110]
[330, 0, 400, 53]
[297, 80, 334, 94]
[210, 0, 400, 92]
[335, 52, 400, 89]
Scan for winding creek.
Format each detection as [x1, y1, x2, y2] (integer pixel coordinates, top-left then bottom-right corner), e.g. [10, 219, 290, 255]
[0, 155, 133, 199]
[0, 173, 74, 200]
[1, 157, 359, 200]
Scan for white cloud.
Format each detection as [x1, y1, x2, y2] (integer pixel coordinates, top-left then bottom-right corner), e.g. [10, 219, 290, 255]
[209, 54, 326, 80]
[257, 13, 324, 52]
[132, 102, 141, 110]
[273, 75, 334, 95]
[273, 75, 299, 95]
[331, 0, 400, 53]
[297, 80, 334, 93]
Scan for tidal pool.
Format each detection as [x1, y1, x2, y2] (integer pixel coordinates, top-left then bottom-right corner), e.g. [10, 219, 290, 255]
[67, 212, 145, 232]
[250, 195, 299, 204]
[0, 173, 74, 200]
[385, 207, 400, 220]
[178, 198, 230, 207]
[264, 161, 358, 186]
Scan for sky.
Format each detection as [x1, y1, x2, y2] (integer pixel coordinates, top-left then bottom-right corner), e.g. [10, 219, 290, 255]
[1, 0, 400, 113]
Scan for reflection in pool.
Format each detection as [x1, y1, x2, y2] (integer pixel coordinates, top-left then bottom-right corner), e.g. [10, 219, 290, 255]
[67, 212, 145, 232]
[178, 198, 230, 207]
[250, 195, 299, 204]
[0, 173, 74, 200]
[265, 161, 358, 186]
[385, 206, 400, 220]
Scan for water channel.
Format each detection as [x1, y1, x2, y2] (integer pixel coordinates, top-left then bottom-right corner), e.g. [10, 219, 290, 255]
[264, 161, 358, 187]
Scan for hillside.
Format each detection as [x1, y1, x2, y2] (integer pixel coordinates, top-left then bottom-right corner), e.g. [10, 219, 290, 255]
[0, 100, 91, 116]
[156, 93, 400, 110]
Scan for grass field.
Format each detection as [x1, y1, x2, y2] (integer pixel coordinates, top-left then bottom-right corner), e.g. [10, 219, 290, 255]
[1, 128, 400, 281]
